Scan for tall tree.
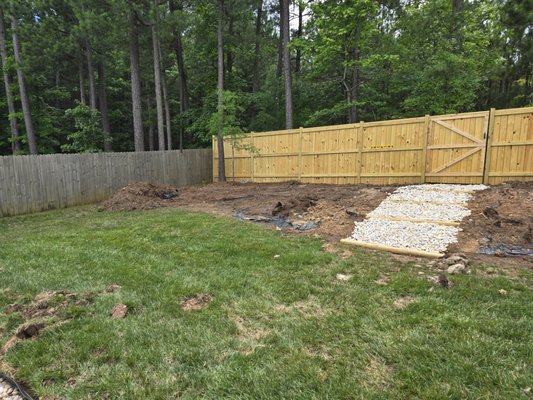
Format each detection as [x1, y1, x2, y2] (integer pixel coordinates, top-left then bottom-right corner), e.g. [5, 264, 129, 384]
[85, 39, 97, 110]
[152, 2, 165, 150]
[97, 62, 112, 151]
[217, 0, 226, 181]
[280, 0, 293, 129]
[0, 8, 19, 154]
[129, 6, 144, 151]
[169, 0, 190, 147]
[78, 48, 86, 105]
[252, 0, 262, 94]
[295, 0, 304, 74]
[11, 12, 37, 154]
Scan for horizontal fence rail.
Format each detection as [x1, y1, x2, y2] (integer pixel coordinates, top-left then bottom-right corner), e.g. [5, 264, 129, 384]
[213, 107, 533, 185]
[0, 149, 213, 217]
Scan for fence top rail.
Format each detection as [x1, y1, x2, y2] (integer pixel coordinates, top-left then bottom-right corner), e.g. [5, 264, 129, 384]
[0, 148, 211, 160]
[494, 106, 533, 116]
[216, 109, 523, 143]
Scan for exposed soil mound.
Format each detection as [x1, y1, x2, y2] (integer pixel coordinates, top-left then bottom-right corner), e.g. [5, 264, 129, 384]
[272, 195, 317, 218]
[181, 294, 214, 311]
[102, 182, 179, 211]
[449, 181, 533, 258]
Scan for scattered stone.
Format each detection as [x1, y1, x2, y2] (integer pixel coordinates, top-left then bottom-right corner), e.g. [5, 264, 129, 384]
[375, 275, 389, 286]
[341, 250, 353, 259]
[443, 254, 469, 266]
[336, 273, 353, 281]
[446, 263, 466, 274]
[105, 284, 122, 293]
[478, 237, 491, 245]
[427, 274, 453, 288]
[111, 304, 128, 319]
[180, 294, 214, 311]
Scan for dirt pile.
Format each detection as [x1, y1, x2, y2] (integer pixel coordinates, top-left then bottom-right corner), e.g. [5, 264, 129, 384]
[102, 182, 179, 211]
[449, 181, 533, 257]
[272, 195, 317, 218]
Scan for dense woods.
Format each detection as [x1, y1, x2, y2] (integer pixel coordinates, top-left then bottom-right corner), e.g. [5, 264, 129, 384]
[0, 0, 531, 156]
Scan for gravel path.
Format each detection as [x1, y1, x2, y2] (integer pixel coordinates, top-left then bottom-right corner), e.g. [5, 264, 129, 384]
[346, 184, 487, 255]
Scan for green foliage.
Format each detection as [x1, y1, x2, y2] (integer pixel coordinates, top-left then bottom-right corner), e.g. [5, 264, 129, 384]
[189, 90, 248, 145]
[0, 0, 531, 155]
[62, 104, 106, 153]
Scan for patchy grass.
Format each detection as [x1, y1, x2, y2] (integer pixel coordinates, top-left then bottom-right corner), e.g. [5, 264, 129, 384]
[0, 207, 532, 399]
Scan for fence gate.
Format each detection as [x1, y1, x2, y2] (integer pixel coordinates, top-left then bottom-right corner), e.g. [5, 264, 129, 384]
[425, 111, 489, 184]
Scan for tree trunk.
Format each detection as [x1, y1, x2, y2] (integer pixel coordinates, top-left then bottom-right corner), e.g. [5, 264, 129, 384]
[0, 8, 20, 154]
[97, 62, 112, 152]
[281, 0, 293, 129]
[78, 49, 86, 105]
[295, 1, 303, 74]
[169, 0, 191, 146]
[146, 89, 155, 151]
[11, 15, 37, 154]
[157, 38, 172, 151]
[276, 2, 283, 80]
[85, 39, 97, 110]
[226, 17, 234, 82]
[161, 71, 172, 150]
[217, 0, 226, 182]
[348, 48, 360, 123]
[252, 0, 262, 94]
[152, 21, 165, 150]
[129, 10, 144, 151]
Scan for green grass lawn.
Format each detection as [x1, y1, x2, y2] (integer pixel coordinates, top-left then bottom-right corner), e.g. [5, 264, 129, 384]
[0, 207, 532, 399]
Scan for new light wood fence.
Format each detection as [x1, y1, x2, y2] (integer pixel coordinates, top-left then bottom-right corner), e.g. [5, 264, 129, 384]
[0, 149, 212, 217]
[213, 107, 533, 185]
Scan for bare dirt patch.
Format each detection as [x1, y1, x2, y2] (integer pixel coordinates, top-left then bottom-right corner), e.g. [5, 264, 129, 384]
[102, 181, 532, 267]
[180, 294, 214, 311]
[162, 181, 393, 241]
[393, 296, 414, 310]
[101, 182, 179, 211]
[364, 357, 393, 389]
[229, 314, 271, 355]
[110, 304, 128, 319]
[448, 181, 533, 267]
[1, 287, 119, 355]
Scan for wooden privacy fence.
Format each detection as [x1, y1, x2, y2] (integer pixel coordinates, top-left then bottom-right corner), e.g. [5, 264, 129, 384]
[213, 107, 533, 185]
[0, 149, 212, 217]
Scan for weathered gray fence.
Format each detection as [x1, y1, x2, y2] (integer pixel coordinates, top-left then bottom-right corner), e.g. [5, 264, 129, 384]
[0, 149, 212, 216]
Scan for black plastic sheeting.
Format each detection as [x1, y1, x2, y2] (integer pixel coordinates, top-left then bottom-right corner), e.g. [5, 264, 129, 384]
[478, 244, 533, 257]
[0, 373, 34, 400]
[234, 210, 319, 231]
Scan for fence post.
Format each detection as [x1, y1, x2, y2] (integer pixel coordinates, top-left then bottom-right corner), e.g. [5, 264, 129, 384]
[483, 108, 496, 185]
[231, 139, 235, 182]
[421, 115, 430, 183]
[357, 121, 364, 184]
[298, 127, 303, 181]
[250, 132, 255, 182]
[212, 135, 216, 182]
